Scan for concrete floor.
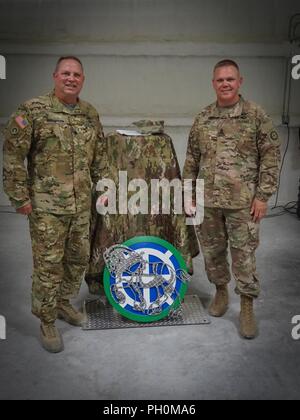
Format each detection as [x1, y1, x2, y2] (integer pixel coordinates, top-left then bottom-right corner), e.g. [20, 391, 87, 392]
[0, 209, 300, 400]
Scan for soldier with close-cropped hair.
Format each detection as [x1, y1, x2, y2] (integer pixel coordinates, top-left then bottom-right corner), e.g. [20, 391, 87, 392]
[3, 56, 107, 353]
[183, 59, 281, 339]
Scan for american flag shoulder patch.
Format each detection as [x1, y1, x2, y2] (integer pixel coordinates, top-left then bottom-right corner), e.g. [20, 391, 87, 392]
[15, 115, 29, 129]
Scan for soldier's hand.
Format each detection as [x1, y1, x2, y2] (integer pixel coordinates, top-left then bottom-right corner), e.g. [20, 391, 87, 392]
[96, 195, 109, 213]
[184, 200, 196, 217]
[16, 203, 33, 216]
[97, 196, 108, 207]
[251, 199, 267, 223]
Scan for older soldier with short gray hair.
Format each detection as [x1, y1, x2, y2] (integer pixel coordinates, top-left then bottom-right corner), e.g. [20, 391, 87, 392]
[183, 59, 281, 339]
[3, 56, 106, 352]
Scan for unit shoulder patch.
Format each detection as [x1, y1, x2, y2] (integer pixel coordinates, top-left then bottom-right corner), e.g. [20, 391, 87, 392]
[10, 126, 19, 135]
[270, 131, 279, 141]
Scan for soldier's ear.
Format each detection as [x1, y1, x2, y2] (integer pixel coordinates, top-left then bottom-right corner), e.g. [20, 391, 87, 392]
[239, 76, 244, 86]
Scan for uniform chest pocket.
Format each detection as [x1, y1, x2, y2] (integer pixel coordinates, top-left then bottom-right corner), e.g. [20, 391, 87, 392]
[200, 126, 218, 155]
[200, 137, 217, 158]
[236, 126, 258, 157]
[72, 126, 97, 164]
[35, 120, 72, 153]
[73, 123, 95, 139]
[221, 119, 257, 156]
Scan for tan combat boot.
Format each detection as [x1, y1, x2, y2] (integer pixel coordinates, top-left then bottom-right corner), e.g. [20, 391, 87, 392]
[40, 323, 64, 353]
[208, 285, 229, 317]
[239, 296, 257, 339]
[57, 300, 85, 327]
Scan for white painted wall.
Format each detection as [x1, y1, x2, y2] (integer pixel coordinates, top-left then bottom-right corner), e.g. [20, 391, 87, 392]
[0, 0, 299, 44]
[0, 0, 300, 206]
[0, 54, 293, 121]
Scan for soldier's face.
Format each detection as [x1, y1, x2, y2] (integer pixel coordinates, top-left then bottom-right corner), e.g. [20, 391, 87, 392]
[212, 66, 243, 106]
[53, 59, 85, 104]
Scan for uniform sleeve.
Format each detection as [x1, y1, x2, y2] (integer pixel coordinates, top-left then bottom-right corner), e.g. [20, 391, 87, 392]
[90, 115, 109, 185]
[182, 118, 201, 181]
[255, 111, 281, 202]
[182, 117, 202, 201]
[3, 105, 33, 209]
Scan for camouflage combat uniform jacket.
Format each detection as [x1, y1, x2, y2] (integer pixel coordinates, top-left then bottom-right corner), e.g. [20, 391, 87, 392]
[3, 92, 106, 214]
[86, 122, 199, 293]
[183, 97, 281, 209]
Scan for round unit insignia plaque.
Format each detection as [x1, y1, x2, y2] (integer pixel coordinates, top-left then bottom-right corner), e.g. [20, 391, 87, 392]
[103, 236, 191, 323]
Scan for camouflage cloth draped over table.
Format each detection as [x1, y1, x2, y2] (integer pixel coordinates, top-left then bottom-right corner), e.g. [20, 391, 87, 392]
[85, 120, 200, 295]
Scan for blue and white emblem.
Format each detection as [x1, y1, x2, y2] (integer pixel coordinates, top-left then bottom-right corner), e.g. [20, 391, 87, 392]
[103, 236, 191, 323]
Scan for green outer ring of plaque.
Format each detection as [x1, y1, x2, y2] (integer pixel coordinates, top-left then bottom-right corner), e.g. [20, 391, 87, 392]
[103, 236, 188, 323]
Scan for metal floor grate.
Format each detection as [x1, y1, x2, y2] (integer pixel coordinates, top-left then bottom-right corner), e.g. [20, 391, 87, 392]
[82, 295, 210, 330]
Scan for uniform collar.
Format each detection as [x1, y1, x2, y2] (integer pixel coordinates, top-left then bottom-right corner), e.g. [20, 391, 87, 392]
[209, 95, 246, 118]
[49, 91, 83, 114]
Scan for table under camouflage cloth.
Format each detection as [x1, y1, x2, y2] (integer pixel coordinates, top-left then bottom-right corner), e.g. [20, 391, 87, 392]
[85, 120, 200, 295]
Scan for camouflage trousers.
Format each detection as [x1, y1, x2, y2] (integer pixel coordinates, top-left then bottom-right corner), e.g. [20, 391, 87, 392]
[197, 207, 260, 298]
[28, 211, 90, 323]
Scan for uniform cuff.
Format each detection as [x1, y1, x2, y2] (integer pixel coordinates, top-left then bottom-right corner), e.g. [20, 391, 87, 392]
[255, 191, 270, 203]
[12, 199, 31, 210]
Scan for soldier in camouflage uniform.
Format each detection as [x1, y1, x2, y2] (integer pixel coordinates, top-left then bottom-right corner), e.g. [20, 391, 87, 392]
[85, 120, 199, 295]
[183, 60, 281, 339]
[3, 56, 106, 352]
